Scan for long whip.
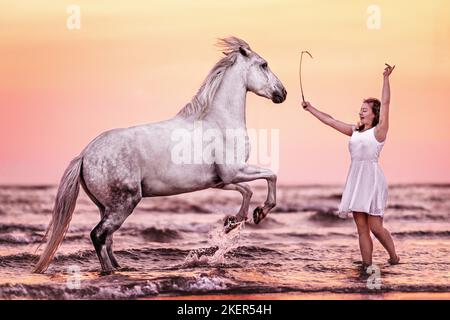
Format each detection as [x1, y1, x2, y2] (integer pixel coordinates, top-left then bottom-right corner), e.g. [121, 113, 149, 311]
[299, 51, 313, 106]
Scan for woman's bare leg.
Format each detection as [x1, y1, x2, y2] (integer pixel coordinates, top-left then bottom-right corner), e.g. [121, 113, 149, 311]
[368, 215, 400, 264]
[352, 212, 373, 266]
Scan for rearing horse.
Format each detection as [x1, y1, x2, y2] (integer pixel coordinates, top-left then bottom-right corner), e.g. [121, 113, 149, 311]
[34, 37, 287, 273]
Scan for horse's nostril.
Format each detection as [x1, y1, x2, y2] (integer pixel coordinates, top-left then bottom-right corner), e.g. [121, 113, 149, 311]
[272, 91, 286, 103]
[282, 88, 287, 96]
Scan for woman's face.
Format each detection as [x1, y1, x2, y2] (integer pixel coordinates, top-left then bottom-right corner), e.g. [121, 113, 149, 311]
[359, 102, 375, 127]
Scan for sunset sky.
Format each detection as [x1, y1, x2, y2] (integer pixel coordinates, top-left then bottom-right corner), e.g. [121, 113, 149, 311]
[1, 0, 449, 185]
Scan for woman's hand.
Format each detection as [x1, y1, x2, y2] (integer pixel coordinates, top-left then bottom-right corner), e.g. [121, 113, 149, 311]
[383, 63, 395, 78]
[301, 101, 312, 110]
[355, 121, 364, 131]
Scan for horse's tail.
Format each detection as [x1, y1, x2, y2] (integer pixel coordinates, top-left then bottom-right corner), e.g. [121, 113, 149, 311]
[33, 155, 83, 273]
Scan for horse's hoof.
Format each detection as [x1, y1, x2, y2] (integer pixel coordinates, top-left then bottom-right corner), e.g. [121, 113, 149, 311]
[223, 215, 239, 233]
[253, 207, 264, 224]
[99, 270, 114, 276]
[223, 215, 237, 226]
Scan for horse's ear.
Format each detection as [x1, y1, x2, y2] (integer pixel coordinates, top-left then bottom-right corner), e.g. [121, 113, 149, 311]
[239, 46, 249, 57]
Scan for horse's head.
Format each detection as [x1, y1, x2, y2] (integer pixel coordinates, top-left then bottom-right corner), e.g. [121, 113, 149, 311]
[219, 37, 287, 104]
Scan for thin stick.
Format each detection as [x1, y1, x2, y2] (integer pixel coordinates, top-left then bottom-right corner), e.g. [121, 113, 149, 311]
[299, 51, 313, 104]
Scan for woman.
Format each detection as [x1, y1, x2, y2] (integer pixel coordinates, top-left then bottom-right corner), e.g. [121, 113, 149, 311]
[301, 64, 399, 269]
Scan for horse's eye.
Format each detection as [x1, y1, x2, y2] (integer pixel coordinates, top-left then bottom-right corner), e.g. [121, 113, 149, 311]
[261, 62, 268, 69]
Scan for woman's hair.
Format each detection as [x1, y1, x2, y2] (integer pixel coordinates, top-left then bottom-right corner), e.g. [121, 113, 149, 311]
[356, 97, 381, 131]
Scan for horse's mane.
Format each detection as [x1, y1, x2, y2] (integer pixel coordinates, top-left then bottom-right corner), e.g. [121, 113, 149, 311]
[177, 37, 251, 119]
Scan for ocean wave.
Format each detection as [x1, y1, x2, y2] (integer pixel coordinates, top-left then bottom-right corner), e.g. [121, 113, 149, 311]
[141, 227, 181, 243]
[392, 230, 450, 238]
[317, 193, 342, 200]
[0, 234, 42, 245]
[0, 273, 236, 299]
[0, 202, 53, 215]
[175, 222, 214, 233]
[427, 196, 447, 202]
[281, 232, 355, 239]
[387, 213, 449, 221]
[0, 247, 193, 271]
[0, 281, 159, 300]
[0, 223, 44, 233]
[308, 210, 349, 223]
[0, 223, 86, 245]
[0, 252, 38, 269]
[184, 275, 230, 291]
[0, 195, 45, 206]
[390, 183, 450, 189]
[1, 277, 448, 299]
[56, 247, 190, 263]
[0, 185, 54, 191]
[230, 246, 283, 258]
[117, 247, 190, 259]
[388, 204, 428, 211]
[272, 203, 327, 213]
[0, 224, 45, 245]
[243, 217, 284, 229]
[271, 203, 301, 213]
[272, 204, 338, 214]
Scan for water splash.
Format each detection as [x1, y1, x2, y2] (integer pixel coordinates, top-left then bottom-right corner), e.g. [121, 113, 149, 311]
[209, 220, 245, 264]
[184, 221, 246, 266]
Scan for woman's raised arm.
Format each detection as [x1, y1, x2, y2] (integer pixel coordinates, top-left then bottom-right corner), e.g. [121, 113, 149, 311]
[375, 63, 395, 142]
[302, 101, 354, 136]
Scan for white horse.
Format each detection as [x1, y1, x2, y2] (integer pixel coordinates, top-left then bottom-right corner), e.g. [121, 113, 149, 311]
[34, 37, 287, 273]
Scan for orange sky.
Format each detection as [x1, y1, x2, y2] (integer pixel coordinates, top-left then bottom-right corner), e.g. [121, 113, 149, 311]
[0, 0, 449, 185]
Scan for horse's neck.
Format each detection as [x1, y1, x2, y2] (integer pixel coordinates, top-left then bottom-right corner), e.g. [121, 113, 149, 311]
[204, 67, 247, 129]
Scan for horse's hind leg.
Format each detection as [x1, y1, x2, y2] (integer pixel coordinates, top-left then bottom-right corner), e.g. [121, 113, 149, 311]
[106, 236, 120, 268]
[90, 197, 140, 273]
[91, 209, 132, 273]
[91, 210, 120, 269]
[80, 172, 122, 269]
[85, 200, 120, 269]
[92, 214, 120, 269]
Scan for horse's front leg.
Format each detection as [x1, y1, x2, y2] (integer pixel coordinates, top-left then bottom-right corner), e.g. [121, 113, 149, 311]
[241, 166, 276, 224]
[217, 164, 277, 224]
[215, 183, 253, 232]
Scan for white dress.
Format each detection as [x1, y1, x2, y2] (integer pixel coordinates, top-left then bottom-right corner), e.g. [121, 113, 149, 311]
[338, 126, 388, 218]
